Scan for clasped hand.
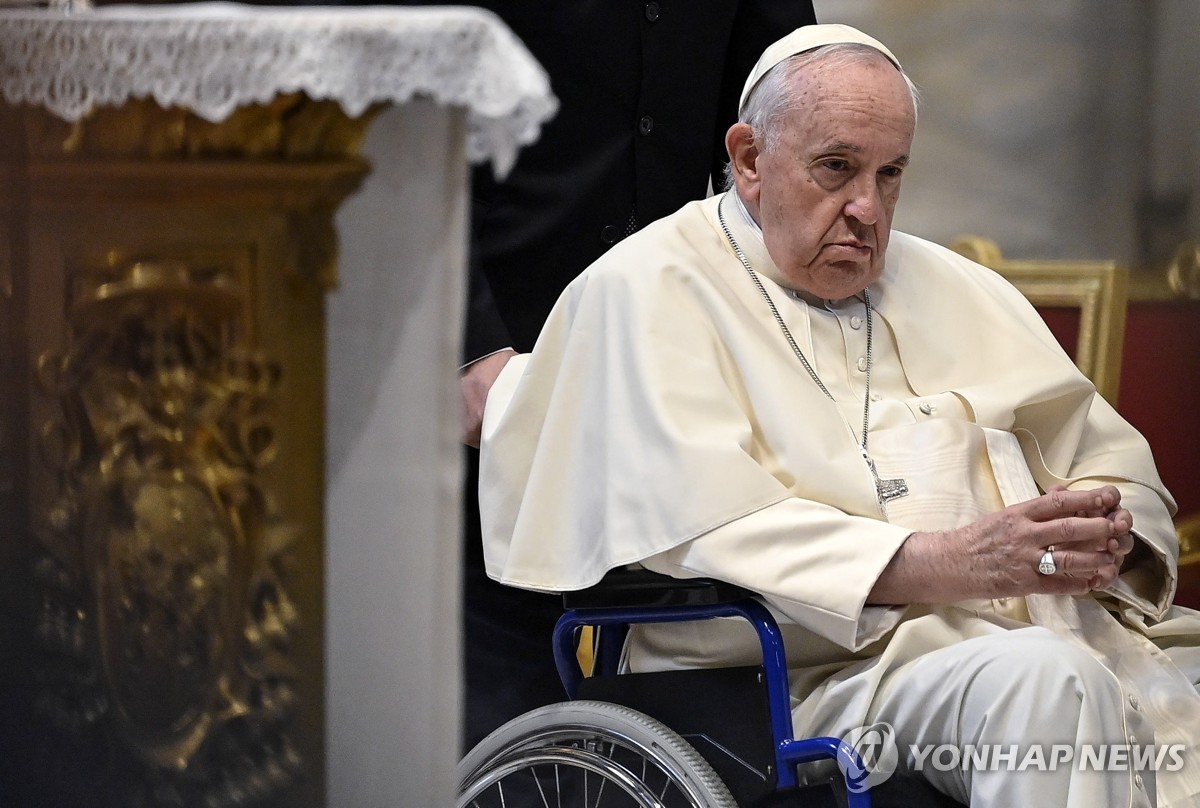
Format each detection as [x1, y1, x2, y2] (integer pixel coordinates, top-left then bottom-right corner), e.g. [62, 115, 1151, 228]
[953, 484, 1135, 598]
[878, 484, 1137, 605]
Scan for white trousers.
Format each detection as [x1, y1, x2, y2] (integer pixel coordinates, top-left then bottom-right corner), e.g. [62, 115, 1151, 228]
[633, 424, 1200, 806]
[791, 617, 1200, 808]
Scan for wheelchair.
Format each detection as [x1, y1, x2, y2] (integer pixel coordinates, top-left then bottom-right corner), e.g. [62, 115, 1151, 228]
[457, 568, 963, 807]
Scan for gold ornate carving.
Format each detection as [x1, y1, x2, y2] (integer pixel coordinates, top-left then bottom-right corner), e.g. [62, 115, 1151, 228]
[20, 94, 382, 160]
[288, 208, 341, 293]
[34, 258, 302, 805]
[1179, 515, 1200, 567]
[1125, 240, 1200, 302]
[950, 235, 1129, 405]
[1166, 241, 1200, 300]
[0, 225, 12, 499]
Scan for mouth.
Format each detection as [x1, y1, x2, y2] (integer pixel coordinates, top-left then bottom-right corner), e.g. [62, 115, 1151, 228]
[823, 242, 872, 260]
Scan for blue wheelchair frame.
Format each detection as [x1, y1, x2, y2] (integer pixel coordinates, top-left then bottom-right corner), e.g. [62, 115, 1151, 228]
[552, 592, 875, 808]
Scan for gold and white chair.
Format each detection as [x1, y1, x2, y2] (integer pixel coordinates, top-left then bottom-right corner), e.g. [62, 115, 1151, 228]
[950, 235, 1129, 405]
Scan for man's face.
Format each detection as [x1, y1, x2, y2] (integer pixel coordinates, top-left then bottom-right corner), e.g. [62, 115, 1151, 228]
[734, 57, 916, 300]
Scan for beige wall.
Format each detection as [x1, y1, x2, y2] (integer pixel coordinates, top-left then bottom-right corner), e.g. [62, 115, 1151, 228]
[1147, 0, 1200, 264]
[326, 101, 466, 806]
[811, 0, 1198, 264]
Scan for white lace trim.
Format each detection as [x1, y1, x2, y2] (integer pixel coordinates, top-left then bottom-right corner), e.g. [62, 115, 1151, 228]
[0, 2, 558, 176]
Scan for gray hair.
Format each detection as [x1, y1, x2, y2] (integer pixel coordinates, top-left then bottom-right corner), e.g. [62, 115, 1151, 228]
[723, 43, 921, 190]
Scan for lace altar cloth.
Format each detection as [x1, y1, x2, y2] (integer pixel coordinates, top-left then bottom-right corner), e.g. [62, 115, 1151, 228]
[0, 2, 557, 175]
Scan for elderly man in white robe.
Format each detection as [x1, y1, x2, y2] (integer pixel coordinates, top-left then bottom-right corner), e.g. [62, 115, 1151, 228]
[474, 24, 1200, 808]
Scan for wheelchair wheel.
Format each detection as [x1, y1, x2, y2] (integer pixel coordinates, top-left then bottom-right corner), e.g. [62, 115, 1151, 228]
[457, 700, 737, 807]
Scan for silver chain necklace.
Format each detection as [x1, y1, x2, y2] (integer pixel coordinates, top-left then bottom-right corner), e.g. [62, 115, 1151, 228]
[716, 197, 909, 512]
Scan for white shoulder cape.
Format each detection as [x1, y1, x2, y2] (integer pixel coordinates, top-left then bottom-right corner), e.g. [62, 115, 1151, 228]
[479, 194, 1176, 596]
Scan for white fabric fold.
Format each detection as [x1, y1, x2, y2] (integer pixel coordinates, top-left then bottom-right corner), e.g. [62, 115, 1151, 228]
[480, 194, 1176, 608]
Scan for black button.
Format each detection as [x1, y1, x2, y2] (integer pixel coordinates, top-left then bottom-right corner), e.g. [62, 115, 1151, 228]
[600, 225, 620, 244]
[644, 1, 660, 22]
[638, 115, 654, 135]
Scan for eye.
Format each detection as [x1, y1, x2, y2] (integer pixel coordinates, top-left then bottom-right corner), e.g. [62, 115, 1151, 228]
[821, 159, 849, 172]
[879, 165, 904, 179]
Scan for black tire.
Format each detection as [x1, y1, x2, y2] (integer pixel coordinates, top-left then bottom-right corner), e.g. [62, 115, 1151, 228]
[457, 700, 738, 807]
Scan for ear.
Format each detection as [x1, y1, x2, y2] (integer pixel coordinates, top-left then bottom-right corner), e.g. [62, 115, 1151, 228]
[725, 122, 762, 203]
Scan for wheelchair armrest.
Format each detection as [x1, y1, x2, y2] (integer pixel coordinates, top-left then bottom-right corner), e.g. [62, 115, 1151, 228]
[562, 567, 756, 609]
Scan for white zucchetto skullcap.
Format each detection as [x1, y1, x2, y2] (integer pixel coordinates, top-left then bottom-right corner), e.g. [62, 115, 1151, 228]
[738, 23, 902, 113]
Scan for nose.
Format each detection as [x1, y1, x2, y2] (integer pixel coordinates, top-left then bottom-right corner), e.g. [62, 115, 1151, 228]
[843, 177, 882, 225]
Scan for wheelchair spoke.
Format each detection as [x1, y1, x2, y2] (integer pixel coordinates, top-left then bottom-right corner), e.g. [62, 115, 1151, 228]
[531, 764, 551, 808]
[591, 768, 607, 808]
[590, 739, 612, 808]
[457, 702, 737, 807]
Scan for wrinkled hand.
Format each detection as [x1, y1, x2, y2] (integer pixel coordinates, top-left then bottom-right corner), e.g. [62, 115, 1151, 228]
[875, 485, 1136, 605]
[1047, 483, 1137, 585]
[460, 349, 517, 448]
[952, 485, 1134, 598]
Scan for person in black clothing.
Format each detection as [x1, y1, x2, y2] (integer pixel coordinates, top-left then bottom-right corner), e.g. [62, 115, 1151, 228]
[454, 1, 818, 752]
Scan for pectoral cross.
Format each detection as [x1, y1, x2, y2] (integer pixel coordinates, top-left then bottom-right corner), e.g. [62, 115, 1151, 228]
[862, 449, 909, 509]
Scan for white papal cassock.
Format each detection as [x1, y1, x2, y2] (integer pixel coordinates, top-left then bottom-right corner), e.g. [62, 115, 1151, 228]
[479, 192, 1200, 806]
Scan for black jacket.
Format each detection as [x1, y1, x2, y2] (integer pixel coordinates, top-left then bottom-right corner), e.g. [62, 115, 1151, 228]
[457, 0, 818, 357]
